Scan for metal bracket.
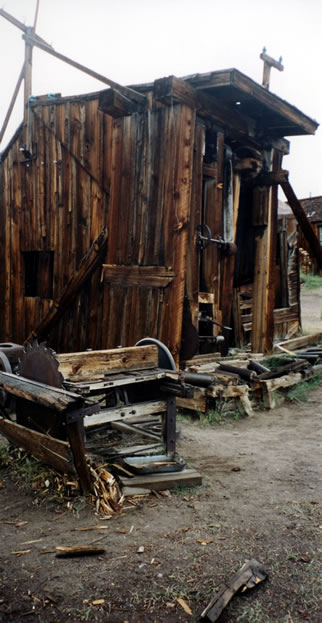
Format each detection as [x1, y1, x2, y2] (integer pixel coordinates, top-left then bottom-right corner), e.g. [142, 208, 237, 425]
[196, 225, 237, 255]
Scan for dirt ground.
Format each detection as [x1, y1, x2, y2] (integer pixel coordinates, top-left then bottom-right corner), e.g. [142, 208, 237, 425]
[300, 286, 322, 334]
[0, 383, 321, 623]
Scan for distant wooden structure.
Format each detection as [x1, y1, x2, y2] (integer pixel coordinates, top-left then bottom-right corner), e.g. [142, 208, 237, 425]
[0, 9, 320, 360]
[297, 196, 322, 274]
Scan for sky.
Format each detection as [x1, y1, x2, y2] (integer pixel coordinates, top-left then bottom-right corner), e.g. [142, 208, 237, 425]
[0, 0, 321, 200]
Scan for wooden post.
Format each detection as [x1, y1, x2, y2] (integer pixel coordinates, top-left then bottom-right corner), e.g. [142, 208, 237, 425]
[24, 26, 33, 122]
[260, 50, 284, 90]
[251, 186, 272, 353]
[66, 419, 92, 493]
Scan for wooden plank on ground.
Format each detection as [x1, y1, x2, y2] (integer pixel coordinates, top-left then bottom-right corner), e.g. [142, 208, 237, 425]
[120, 467, 202, 491]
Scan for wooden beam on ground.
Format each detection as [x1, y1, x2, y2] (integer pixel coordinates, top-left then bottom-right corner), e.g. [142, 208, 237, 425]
[153, 75, 248, 136]
[0, 416, 75, 475]
[24, 228, 108, 344]
[280, 178, 322, 269]
[120, 467, 202, 491]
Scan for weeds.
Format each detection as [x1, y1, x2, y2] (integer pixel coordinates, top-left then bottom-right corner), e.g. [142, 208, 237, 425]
[236, 601, 270, 622]
[300, 272, 322, 290]
[0, 440, 10, 467]
[286, 373, 322, 403]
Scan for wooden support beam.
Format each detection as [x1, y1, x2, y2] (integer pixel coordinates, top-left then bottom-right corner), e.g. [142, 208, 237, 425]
[24, 228, 108, 344]
[99, 89, 145, 118]
[24, 26, 33, 123]
[0, 62, 25, 144]
[22, 31, 146, 105]
[251, 186, 272, 353]
[66, 420, 92, 493]
[153, 75, 248, 136]
[280, 178, 322, 269]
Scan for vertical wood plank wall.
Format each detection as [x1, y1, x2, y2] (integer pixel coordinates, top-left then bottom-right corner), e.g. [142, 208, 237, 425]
[0, 95, 195, 357]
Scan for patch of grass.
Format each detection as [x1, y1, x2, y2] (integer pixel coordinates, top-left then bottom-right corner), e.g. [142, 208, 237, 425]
[171, 484, 200, 496]
[300, 271, 322, 290]
[236, 602, 271, 622]
[285, 372, 322, 403]
[261, 355, 292, 370]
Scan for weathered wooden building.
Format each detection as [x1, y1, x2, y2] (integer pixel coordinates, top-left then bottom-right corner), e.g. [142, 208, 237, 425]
[297, 196, 322, 274]
[0, 68, 319, 361]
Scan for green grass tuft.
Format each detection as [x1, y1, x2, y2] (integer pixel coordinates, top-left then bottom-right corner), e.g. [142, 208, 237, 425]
[300, 271, 322, 290]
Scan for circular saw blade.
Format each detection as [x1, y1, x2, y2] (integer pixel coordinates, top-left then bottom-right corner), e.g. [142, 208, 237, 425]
[16, 340, 65, 438]
[18, 340, 64, 388]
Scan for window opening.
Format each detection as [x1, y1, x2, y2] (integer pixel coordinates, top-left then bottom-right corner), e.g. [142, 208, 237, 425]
[23, 251, 54, 298]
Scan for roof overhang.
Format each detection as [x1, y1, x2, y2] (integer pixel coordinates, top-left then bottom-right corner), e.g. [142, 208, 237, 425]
[184, 68, 319, 138]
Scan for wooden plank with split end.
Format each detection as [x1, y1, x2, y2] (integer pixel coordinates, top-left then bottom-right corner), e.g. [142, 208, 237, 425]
[0, 416, 75, 474]
[120, 468, 202, 491]
[57, 345, 159, 380]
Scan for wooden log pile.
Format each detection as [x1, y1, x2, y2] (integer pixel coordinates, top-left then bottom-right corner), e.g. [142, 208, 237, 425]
[181, 332, 322, 414]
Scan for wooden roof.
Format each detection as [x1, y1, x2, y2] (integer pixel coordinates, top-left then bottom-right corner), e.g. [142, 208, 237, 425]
[299, 196, 322, 222]
[184, 68, 319, 137]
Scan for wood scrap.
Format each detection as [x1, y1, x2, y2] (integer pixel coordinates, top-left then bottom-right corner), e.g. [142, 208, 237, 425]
[55, 545, 105, 558]
[200, 559, 267, 622]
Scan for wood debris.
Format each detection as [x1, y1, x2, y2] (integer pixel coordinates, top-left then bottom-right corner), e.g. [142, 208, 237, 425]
[55, 545, 105, 558]
[200, 559, 267, 622]
[87, 462, 124, 515]
[176, 597, 192, 615]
